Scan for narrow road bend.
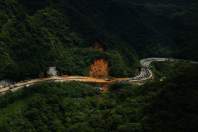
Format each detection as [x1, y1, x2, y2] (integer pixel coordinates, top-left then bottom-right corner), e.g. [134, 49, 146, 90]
[0, 58, 197, 94]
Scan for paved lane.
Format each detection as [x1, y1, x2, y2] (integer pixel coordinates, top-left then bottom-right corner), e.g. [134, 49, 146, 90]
[1, 58, 197, 94]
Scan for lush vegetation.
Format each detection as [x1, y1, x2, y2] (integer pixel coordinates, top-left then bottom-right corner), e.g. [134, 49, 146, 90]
[0, 62, 197, 132]
[0, 0, 139, 81]
[0, 0, 198, 131]
[151, 60, 197, 81]
[0, 82, 143, 132]
[143, 62, 198, 132]
[0, 0, 198, 81]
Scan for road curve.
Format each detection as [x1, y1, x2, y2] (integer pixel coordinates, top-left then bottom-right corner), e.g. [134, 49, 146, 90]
[0, 58, 197, 95]
[127, 57, 198, 83]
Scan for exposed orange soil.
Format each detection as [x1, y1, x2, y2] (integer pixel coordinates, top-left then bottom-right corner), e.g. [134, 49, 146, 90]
[89, 59, 109, 78]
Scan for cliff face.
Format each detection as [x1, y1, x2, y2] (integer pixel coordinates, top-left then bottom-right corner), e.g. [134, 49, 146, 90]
[89, 59, 109, 78]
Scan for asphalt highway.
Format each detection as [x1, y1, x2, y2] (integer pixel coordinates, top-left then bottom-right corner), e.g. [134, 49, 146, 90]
[0, 58, 197, 94]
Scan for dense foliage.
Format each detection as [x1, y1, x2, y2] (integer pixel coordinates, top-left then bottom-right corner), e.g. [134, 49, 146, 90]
[0, 0, 198, 131]
[143, 62, 198, 132]
[0, 0, 140, 81]
[1, 0, 198, 81]
[0, 62, 197, 132]
[0, 82, 143, 132]
[151, 60, 197, 80]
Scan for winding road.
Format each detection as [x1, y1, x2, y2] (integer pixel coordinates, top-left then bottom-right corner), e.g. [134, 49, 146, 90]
[0, 58, 197, 95]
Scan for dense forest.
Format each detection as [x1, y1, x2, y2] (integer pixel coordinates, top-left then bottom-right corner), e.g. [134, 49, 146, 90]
[0, 62, 197, 132]
[0, 0, 198, 81]
[0, 0, 198, 131]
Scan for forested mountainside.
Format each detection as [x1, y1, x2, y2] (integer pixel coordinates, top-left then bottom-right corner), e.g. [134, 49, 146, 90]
[1, 1, 198, 132]
[0, 0, 197, 81]
[0, 61, 197, 132]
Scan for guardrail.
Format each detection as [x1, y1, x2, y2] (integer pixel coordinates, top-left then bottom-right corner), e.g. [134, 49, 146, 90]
[1, 58, 197, 95]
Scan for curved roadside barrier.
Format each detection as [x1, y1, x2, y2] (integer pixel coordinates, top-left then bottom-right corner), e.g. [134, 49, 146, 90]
[0, 58, 197, 95]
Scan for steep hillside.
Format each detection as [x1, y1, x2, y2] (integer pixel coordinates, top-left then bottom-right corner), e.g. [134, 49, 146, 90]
[0, 0, 197, 81]
[0, 62, 197, 132]
[16, 0, 198, 59]
[43, 0, 197, 59]
[0, 0, 139, 81]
